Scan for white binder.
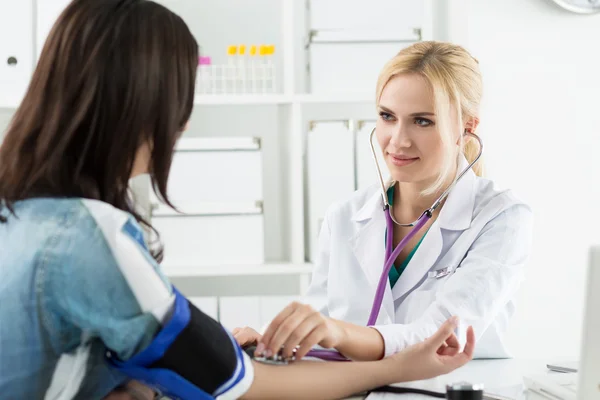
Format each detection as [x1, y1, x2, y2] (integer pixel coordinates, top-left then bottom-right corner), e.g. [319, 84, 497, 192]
[356, 121, 389, 190]
[151, 137, 264, 267]
[153, 202, 264, 267]
[306, 122, 355, 262]
[151, 137, 263, 206]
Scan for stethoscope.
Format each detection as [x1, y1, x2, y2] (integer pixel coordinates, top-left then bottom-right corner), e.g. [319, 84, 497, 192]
[257, 127, 484, 363]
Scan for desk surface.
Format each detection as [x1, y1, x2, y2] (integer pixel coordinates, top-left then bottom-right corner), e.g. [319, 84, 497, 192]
[353, 359, 561, 399]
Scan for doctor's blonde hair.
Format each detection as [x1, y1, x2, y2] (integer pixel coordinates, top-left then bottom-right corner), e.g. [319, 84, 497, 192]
[376, 41, 483, 196]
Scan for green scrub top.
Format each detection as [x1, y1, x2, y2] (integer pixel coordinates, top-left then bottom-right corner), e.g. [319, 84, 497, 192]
[386, 186, 427, 288]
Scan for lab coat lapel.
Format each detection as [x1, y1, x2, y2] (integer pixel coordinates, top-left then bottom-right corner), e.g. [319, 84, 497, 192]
[391, 221, 443, 301]
[350, 191, 395, 323]
[392, 157, 477, 301]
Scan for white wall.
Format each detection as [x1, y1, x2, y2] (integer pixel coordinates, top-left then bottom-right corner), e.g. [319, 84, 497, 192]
[446, 0, 600, 359]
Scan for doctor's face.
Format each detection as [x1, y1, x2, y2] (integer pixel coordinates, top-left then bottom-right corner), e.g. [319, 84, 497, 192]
[375, 73, 459, 186]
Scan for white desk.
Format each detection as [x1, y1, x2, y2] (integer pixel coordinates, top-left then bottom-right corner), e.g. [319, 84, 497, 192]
[351, 359, 564, 399]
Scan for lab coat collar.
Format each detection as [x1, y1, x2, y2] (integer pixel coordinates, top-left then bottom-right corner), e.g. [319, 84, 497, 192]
[351, 155, 476, 231]
[437, 156, 477, 231]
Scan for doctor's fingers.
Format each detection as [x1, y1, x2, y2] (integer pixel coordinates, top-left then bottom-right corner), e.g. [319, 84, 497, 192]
[295, 324, 329, 360]
[233, 327, 262, 347]
[264, 307, 318, 357]
[280, 313, 326, 358]
[260, 302, 302, 348]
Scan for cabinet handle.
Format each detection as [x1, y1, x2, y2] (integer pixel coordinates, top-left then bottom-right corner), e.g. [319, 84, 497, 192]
[7, 57, 17, 66]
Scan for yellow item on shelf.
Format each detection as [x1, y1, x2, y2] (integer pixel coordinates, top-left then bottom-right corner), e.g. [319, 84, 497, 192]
[249, 45, 257, 56]
[239, 45, 246, 55]
[227, 45, 237, 56]
[259, 45, 267, 56]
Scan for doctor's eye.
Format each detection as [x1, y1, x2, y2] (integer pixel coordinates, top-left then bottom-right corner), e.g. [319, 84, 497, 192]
[414, 117, 434, 127]
[379, 111, 395, 122]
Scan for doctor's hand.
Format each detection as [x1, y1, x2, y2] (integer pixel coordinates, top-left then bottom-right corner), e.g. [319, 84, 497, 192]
[232, 326, 262, 347]
[257, 302, 345, 360]
[391, 317, 476, 382]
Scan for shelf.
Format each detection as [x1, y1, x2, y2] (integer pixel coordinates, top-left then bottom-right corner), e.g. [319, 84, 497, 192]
[152, 201, 263, 217]
[294, 93, 374, 104]
[194, 94, 291, 105]
[175, 137, 261, 151]
[162, 262, 314, 277]
[192, 93, 373, 106]
[3, 94, 375, 109]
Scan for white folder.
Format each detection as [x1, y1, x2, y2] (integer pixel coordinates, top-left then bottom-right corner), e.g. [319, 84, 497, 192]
[306, 122, 355, 261]
[356, 121, 389, 190]
[152, 137, 262, 206]
[153, 202, 264, 267]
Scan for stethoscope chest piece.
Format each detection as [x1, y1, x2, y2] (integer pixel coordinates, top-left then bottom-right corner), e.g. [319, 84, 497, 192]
[445, 382, 484, 400]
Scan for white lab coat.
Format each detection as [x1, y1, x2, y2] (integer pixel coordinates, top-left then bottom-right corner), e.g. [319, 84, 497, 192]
[303, 160, 533, 359]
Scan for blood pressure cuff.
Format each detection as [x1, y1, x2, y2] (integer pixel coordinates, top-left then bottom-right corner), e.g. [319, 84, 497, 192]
[106, 289, 254, 400]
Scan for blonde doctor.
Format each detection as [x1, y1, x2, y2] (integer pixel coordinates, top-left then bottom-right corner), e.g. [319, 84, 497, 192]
[234, 41, 533, 361]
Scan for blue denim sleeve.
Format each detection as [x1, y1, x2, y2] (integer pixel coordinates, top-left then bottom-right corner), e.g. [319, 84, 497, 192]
[42, 200, 174, 361]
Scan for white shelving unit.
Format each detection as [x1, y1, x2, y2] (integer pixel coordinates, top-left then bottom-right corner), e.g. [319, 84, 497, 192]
[161, 0, 433, 284]
[163, 263, 313, 278]
[0, 0, 439, 300]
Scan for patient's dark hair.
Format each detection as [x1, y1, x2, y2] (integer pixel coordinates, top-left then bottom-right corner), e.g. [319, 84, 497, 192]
[0, 0, 198, 261]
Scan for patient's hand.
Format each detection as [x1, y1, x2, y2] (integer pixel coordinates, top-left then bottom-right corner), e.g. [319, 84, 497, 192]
[232, 326, 262, 348]
[103, 380, 156, 400]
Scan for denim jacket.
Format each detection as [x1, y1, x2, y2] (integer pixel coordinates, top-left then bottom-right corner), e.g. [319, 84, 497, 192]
[0, 198, 171, 399]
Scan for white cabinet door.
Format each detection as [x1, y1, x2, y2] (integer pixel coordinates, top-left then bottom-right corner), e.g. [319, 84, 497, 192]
[309, 0, 423, 31]
[36, 0, 71, 59]
[259, 296, 299, 328]
[0, 0, 33, 108]
[309, 41, 412, 94]
[307, 0, 423, 94]
[188, 297, 219, 321]
[219, 297, 261, 331]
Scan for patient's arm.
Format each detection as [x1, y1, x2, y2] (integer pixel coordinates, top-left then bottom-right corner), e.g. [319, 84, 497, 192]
[107, 290, 473, 400]
[242, 318, 475, 400]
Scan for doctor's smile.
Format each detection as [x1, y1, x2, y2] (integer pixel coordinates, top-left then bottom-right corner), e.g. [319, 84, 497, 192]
[387, 153, 419, 167]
